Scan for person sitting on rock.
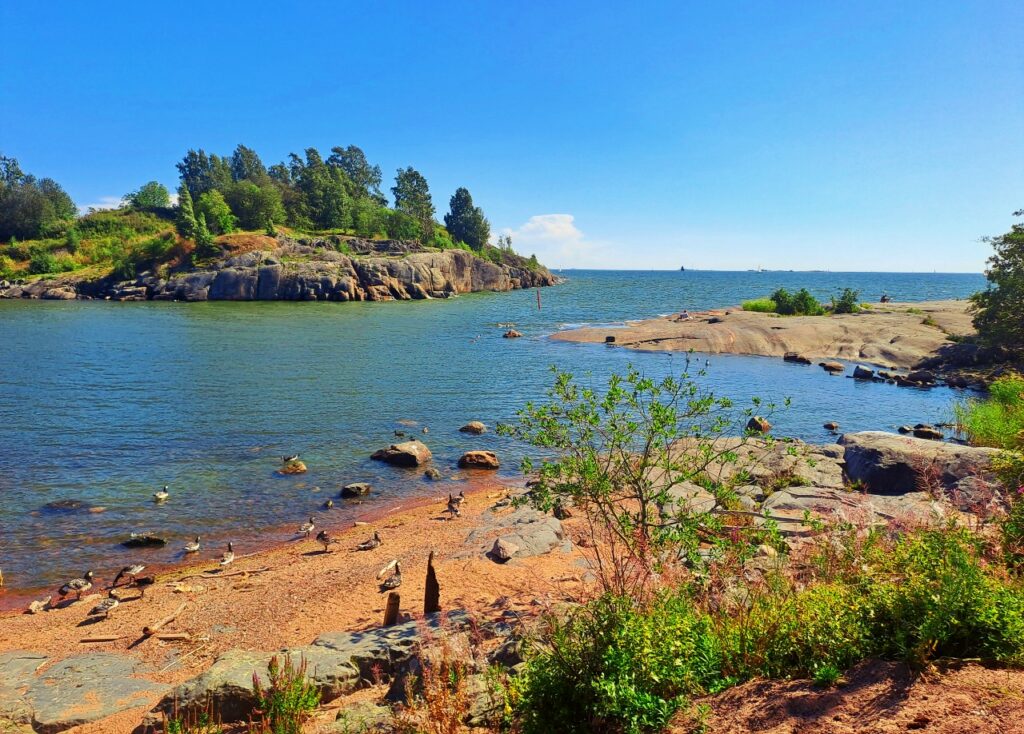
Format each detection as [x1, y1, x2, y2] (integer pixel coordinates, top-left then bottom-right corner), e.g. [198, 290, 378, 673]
[880, 294, 891, 303]
[679, 310, 691, 320]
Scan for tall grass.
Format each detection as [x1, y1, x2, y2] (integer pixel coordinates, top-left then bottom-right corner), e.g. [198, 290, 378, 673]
[955, 375, 1024, 449]
[741, 298, 776, 313]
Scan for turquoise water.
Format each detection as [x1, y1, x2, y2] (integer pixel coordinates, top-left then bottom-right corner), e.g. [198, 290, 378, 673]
[0, 270, 986, 592]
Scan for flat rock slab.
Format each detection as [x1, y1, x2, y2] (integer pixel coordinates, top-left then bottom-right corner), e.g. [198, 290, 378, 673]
[23, 653, 166, 734]
[151, 610, 471, 724]
[762, 486, 945, 531]
[464, 506, 565, 560]
[0, 652, 48, 688]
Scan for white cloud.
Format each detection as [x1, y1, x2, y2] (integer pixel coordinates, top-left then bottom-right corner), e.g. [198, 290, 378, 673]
[497, 214, 609, 268]
[77, 196, 125, 214]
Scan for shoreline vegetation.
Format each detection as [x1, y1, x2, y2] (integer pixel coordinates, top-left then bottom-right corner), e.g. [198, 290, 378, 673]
[0, 147, 556, 302]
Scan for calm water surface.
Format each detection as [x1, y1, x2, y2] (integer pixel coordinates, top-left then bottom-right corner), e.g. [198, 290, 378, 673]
[0, 270, 986, 593]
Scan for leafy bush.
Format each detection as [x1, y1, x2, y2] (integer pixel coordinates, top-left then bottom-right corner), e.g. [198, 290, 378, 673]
[741, 298, 777, 313]
[27, 245, 74, 275]
[830, 287, 861, 314]
[0, 254, 16, 279]
[955, 375, 1024, 450]
[771, 287, 824, 316]
[971, 209, 1024, 357]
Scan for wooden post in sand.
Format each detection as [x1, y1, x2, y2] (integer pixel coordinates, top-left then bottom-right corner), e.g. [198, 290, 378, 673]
[383, 592, 401, 626]
[424, 551, 440, 614]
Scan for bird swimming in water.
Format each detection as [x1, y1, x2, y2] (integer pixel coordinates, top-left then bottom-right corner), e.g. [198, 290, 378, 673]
[379, 561, 401, 591]
[112, 564, 146, 588]
[446, 494, 461, 519]
[59, 571, 94, 600]
[299, 516, 316, 537]
[323, 499, 334, 510]
[153, 486, 169, 502]
[281, 454, 299, 463]
[315, 529, 336, 553]
[220, 542, 235, 567]
[356, 531, 382, 551]
[88, 590, 120, 619]
[183, 536, 201, 553]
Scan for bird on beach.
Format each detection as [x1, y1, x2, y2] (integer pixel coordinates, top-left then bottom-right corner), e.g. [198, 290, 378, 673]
[153, 486, 169, 502]
[356, 531, 382, 551]
[446, 494, 462, 519]
[88, 590, 120, 619]
[299, 516, 316, 538]
[112, 563, 146, 589]
[281, 454, 299, 464]
[379, 561, 402, 591]
[27, 596, 52, 614]
[453, 490, 466, 506]
[183, 536, 201, 553]
[315, 529, 337, 553]
[220, 542, 235, 567]
[59, 570, 94, 600]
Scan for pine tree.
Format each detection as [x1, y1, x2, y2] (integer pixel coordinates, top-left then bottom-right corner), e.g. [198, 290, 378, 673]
[193, 212, 216, 260]
[176, 184, 197, 240]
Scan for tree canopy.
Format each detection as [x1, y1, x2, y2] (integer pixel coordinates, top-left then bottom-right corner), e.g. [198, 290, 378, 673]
[0, 154, 76, 241]
[126, 181, 171, 209]
[971, 209, 1024, 356]
[444, 187, 490, 250]
[391, 167, 435, 242]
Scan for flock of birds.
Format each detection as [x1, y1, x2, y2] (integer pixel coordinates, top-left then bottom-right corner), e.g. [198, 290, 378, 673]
[45, 454, 470, 619]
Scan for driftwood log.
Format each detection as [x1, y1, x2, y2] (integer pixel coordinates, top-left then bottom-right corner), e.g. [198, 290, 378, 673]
[383, 592, 401, 626]
[143, 602, 186, 637]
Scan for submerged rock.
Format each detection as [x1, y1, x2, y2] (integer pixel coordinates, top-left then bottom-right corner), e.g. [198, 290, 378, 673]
[820, 361, 845, 374]
[340, 482, 372, 498]
[853, 365, 875, 380]
[783, 352, 812, 365]
[277, 460, 308, 475]
[459, 421, 487, 435]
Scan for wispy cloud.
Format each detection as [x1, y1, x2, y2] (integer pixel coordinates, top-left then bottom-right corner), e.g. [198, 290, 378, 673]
[77, 196, 124, 214]
[497, 214, 609, 268]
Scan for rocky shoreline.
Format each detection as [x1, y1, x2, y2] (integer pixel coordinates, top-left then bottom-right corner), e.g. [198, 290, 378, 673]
[0, 430, 1013, 733]
[0, 236, 559, 303]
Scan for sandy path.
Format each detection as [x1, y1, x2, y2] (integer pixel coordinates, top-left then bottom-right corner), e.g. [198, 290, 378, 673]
[0, 476, 586, 733]
[552, 300, 974, 369]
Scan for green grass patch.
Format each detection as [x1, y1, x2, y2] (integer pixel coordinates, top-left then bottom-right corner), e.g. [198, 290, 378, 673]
[741, 298, 777, 313]
[955, 375, 1024, 450]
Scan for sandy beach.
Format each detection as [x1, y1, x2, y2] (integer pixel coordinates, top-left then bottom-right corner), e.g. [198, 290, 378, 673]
[552, 300, 974, 370]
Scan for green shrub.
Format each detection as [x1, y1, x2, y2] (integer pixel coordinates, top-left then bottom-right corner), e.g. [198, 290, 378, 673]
[955, 375, 1024, 450]
[250, 655, 320, 734]
[27, 245, 71, 275]
[830, 288, 861, 314]
[0, 254, 15, 279]
[771, 287, 824, 316]
[741, 298, 777, 313]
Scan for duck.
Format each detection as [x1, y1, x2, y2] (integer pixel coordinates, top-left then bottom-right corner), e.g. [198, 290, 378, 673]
[323, 499, 334, 510]
[281, 454, 299, 464]
[183, 535, 201, 553]
[446, 495, 461, 519]
[59, 570, 94, 600]
[153, 486, 170, 502]
[298, 516, 316, 538]
[452, 490, 466, 506]
[88, 590, 120, 619]
[379, 561, 402, 592]
[220, 542, 235, 567]
[356, 531, 382, 551]
[112, 563, 146, 588]
[315, 529, 336, 553]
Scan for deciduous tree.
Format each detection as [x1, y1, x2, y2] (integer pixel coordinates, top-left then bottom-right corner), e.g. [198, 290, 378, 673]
[972, 209, 1024, 356]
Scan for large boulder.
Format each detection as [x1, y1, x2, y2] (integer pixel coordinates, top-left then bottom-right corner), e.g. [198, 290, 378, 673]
[459, 421, 487, 435]
[838, 431, 1002, 501]
[852, 365, 875, 380]
[820, 361, 845, 374]
[465, 506, 565, 559]
[371, 440, 432, 467]
[458, 450, 500, 470]
[340, 482, 372, 498]
[746, 416, 772, 433]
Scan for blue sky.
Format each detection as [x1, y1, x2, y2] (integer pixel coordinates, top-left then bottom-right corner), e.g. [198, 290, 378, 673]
[1, 1, 1020, 271]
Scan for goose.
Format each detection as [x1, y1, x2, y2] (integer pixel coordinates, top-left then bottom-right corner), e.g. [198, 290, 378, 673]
[298, 516, 316, 538]
[59, 571, 94, 600]
[315, 529, 335, 553]
[153, 486, 170, 502]
[220, 542, 235, 567]
[379, 561, 402, 592]
[88, 590, 120, 619]
[356, 531, 382, 551]
[446, 495, 461, 519]
[112, 564, 146, 588]
[281, 454, 299, 464]
[183, 536, 201, 553]
[452, 490, 466, 506]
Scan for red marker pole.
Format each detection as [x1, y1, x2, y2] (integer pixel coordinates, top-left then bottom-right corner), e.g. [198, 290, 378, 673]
[536, 286, 542, 311]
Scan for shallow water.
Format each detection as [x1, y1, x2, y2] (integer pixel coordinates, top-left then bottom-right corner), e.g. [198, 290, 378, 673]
[0, 270, 986, 592]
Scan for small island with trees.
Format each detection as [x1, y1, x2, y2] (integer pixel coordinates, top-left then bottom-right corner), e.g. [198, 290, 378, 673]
[0, 145, 556, 301]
